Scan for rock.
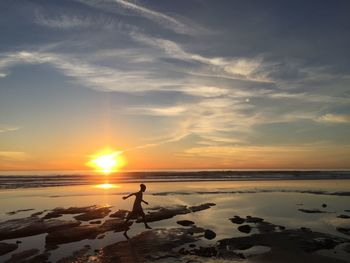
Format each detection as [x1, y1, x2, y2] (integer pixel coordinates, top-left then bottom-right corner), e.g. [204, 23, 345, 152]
[109, 209, 129, 219]
[46, 225, 100, 246]
[298, 209, 330, 213]
[97, 227, 203, 262]
[42, 212, 62, 220]
[46, 219, 131, 246]
[137, 203, 216, 223]
[246, 216, 264, 223]
[218, 226, 348, 261]
[4, 248, 39, 263]
[177, 220, 195, 226]
[181, 246, 218, 257]
[42, 205, 97, 219]
[90, 220, 101, 224]
[0, 242, 18, 256]
[189, 243, 196, 248]
[204, 229, 216, 240]
[137, 205, 190, 223]
[257, 222, 278, 233]
[56, 247, 90, 263]
[26, 253, 50, 263]
[344, 243, 350, 253]
[74, 207, 111, 221]
[100, 219, 131, 232]
[189, 203, 216, 212]
[0, 217, 81, 240]
[238, 225, 252, 234]
[336, 227, 350, 236]
[6, 209, 35, 216]
[230, 216, 245, 224]
[30, 211, 45, 217]
[337, 214, 350, 219]
[15, 240, 21, 244]
[322, 203, 327, 208]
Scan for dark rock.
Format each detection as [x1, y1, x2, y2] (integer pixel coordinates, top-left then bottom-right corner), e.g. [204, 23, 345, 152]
[238, 225, 252, 234]
[138, 203, 215, 223]
[74, 207, 111, 221]
[46, 225, 100, 246]
[298, 209, 330, 214]
[26, 253, 50, 263]
[344, 244, 350, 254]
[0, 242, 18, 256]
[301, 227, 311, 232]
[90, 220, 101, 224]
[229, 216, 245, 224]
[100, 219, 131, 232]
[257, 222, 277, 233]
[46, 219, 131, 246]
[42, 212, 62, 220]
[42, 205, 97, 219]
[4, 248, 39, 263]
[218, 226, 348, 261]
[137, 205, 190, 223]
[6, 209, 35, 216]
[109, 209, 129, 219]
[189, 243, 196, 248]
[246, 216, 264, 223]
[0, 217, 80, 240]
[177, 220, 195, 226]
[278, 225, 286, 230]
[30, 211, 45, 217]
[322, 203, 327, 208]
[98, 227, 203, 262]
[204, 229, 216, 240]
[189, 203, 216, 212]
[336, 227, 350, 236]
[15, 240, 21, 244]
[337, 214, 350, 219]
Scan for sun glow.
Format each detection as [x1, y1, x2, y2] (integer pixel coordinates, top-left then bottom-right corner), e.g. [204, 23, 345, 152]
[87, 148, 126, 174]
[93, 183, 119, 189]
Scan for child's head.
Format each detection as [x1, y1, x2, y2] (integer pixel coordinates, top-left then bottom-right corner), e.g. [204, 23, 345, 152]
[140, 183, 146, 192]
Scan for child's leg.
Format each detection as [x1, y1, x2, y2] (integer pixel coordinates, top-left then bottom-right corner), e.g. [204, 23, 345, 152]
[141, 211, 151, 229]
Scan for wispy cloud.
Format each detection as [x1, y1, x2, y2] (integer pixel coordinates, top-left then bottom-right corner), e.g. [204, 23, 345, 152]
[35, 12, 96, 29]
[77, 0, 201, 35]
[0, 151, 29, 161]
[0, 124, 20, 133]
[317, 113, 350, 123]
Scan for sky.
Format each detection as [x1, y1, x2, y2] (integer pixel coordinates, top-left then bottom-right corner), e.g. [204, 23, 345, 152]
[0, 0, 350, 171]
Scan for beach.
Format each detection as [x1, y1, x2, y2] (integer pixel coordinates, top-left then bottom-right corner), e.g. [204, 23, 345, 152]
[0, 175, 350, 262]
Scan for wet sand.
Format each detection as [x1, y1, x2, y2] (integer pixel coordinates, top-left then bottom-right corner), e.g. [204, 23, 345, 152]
[0, 180, 350, 262]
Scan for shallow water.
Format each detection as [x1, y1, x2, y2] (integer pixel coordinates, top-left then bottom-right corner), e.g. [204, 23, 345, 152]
[0, 180, 350, 262]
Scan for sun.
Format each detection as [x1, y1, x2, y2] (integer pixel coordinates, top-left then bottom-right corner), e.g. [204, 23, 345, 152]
[87, 149, 126, 174]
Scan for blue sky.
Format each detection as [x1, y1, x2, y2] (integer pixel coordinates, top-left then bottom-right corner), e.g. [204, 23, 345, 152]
[1, 0, 350, 170]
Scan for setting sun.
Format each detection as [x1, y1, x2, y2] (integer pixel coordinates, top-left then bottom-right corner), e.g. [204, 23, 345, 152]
[87, 149, 126, 174]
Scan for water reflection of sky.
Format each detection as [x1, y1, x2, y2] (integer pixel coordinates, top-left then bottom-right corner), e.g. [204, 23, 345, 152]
[0, 180, 349, 262]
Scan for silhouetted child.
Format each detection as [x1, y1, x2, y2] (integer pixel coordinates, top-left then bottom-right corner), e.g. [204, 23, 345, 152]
[122, 183, 152, 229]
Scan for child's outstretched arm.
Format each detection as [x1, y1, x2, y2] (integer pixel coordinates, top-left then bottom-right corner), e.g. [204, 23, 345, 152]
[122, 192, 135, 200]
[142, 199, 149, 205]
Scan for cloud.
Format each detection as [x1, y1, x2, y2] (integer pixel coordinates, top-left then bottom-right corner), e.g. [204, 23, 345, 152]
[0, 151, 29, 161]
[77, 0, 200, 35]
[35, 12, 96, 29]
[125, 105, 187, 116]
[317, 113, 350, 123]
[0, 124, 20, 133]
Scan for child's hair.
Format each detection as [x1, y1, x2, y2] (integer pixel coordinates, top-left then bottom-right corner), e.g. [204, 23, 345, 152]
[140, 183, 146, 191]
